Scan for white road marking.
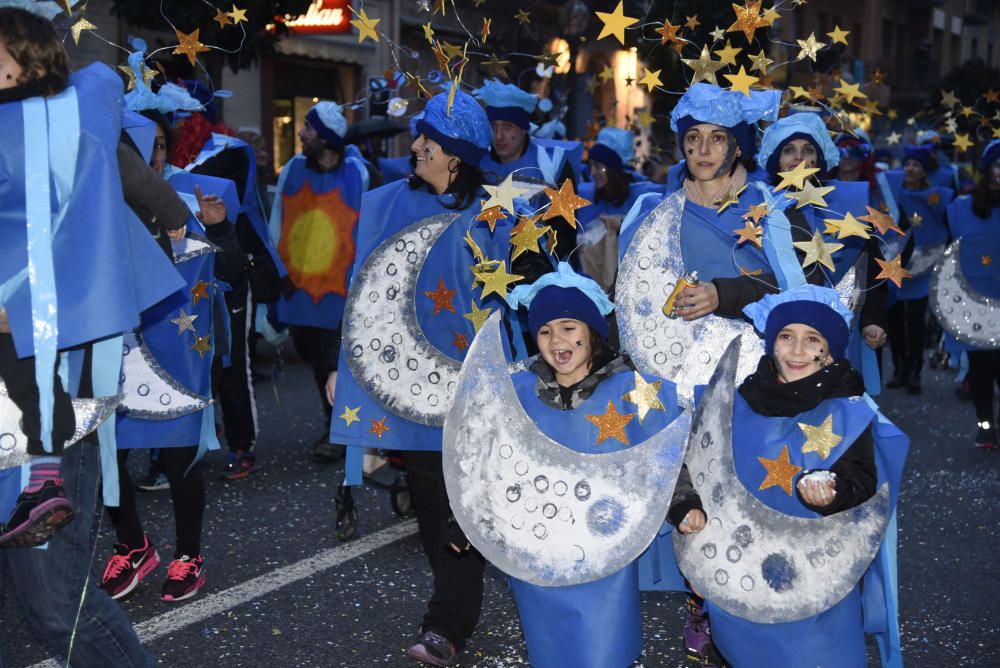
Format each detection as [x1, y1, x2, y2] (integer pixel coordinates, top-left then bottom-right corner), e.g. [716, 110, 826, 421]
[29, 520, 418, 668]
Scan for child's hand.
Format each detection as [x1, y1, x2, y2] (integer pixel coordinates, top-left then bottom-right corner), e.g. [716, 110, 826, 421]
[679, 509, 706, 534]
[325, 371, 337, 406]
[797, 475, 836, 507]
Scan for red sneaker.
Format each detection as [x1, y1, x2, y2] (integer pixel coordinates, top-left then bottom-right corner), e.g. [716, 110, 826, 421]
[161, 554, 205, 602]
[99, 535, 160, 600]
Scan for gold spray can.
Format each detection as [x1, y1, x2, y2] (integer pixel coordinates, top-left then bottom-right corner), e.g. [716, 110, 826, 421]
[662, 271, 700, 318]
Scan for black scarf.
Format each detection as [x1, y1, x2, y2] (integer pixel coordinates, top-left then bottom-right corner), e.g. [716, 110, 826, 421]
[738, 356, 864, 418]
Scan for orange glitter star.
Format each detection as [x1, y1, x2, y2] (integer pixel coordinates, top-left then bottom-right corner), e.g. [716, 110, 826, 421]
[875, 255, 912, 288]
[858, 205, 904, 236]
[190, 280, 210, 305]
[475, 202, 508, 233]
[542, 179, 591, 229]
[453, 332, 469, 352]
[423, 278, 456, 315]
[173, 28, 210, 67]
[733, 220, 763, 247]
[586, 400, 635, 446]
[757, 444, 802, 495]
[369, 417, 389, 439]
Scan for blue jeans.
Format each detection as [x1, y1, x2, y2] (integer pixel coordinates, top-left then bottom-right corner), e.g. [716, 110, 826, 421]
[0, 440, 154, 667]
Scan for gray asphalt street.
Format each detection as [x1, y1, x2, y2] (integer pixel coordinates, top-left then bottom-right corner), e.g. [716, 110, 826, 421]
[4, 346, 999, 667]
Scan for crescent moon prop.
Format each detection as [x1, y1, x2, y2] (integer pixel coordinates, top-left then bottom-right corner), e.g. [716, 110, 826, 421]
[341, 213, 463, 426]
[118, 332, 210, 419]
[443, 311, 692, 587]
[0, 380, 122, 470]
[930, 240, 1000, 349]
[672, 337, 891, 623]
[171, 233, 220, 263]
[616, 191, 856, 406]
[906, 240, 946, 277]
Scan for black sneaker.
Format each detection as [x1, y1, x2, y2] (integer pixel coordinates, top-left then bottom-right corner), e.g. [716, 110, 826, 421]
[312, 437, 345, 463]
[406, 630, 457, 667]
[161, 554, 205, 602]
[975, 424, 999, 450]
[0, 480, 74, 549]
[219, 450, 257, 481]
[136, 466, 170, 492]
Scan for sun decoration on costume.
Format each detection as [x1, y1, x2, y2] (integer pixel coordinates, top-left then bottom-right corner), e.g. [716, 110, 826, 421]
[278, 180, 359, 303]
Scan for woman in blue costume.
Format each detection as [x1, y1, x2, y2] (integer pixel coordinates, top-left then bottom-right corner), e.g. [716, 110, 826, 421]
[327, 90, 548, 667]
[669, 285, 908, 668]
[619, 83, 817, 321]
[883, 144, 955, 394]
[0, 5, 182, 664]
[756, 113, 890, 394]
[501, 265, 681, 668]
[942, 140, 1000, 449]
[577, 127, 661, 290]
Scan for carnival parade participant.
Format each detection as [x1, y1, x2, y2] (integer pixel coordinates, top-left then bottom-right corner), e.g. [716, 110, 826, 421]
[670, 285, 907, 667]
[327, 89, 549, 667]
[498, 264, 682, 668]
[0, 5, 184, 663]
[940, 140, 1000, 449]
[756, 113, 890, 393]
[269, 101, 368, 462]
[884, 144, 955, 394]
[576, 127, 661, 291]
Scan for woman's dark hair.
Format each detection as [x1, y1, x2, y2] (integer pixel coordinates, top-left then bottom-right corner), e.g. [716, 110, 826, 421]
[140, 109, 173, 159]
[408, 145, 486, 210]
[970, 172, 997, 218]
[0, 8, 68, 97]
[596, 165, 632, 207]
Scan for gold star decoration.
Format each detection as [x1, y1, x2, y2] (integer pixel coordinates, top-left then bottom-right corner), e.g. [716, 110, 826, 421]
[586, 400, 635, 445]
[685, 14, 700, 30]
[954, 132, 974, 152]
[727, 1, 762, 43]
[655, 19, 684, 45]
[940, 89, 960, 107]
[714, 40, 742, 66]
[794, 229, 843, 271]
[213, 8, 232, 28]
[476, 261, 523, 300]
[482, 53, 510, 79]
[481, 17, 491, 43]
[542, 179, 591, 229]
[682, 45, 727, 85]
[482, 174, 530, 216]
[788, 85, 811, 100]
[773, 162, 819, 191]
[760, 5, 780, 25]
[190, 280, 210, 305]
[509, 215, 550, 260]
[909, 212, 923, 227]
[886, 131, 901, 145]
[173, 28, 210, 67]
[748, 49, 774, 74]
[118, 64, 136, 92]
[369, 417, 389, 439]
[757, 444, 802, 495]
[744, 202, 769, 224]
[622, 373, 665, 423]
[716, 183, 747, 212]
[227, 4, 248, 24]
[463, 301, 493, 333]
[597, 64, 615, 82]
[453, 332, 469, 352]
[638, 67, 663, 92]
[725, 65, 758, 96]
[993, 127, 1000, 139]
[171, 308, 198, 334]
[784, 180, 836, 209]
[636, 108, 655, 127]
[822, 212, 871, 240]
[515, 8, 530, 24]
[191, 334, 211, 358]
[423, 278, 456, 315]
[875, 254, 911, 288]
[733, 219, 763, 247]
[960, 105, 976, 118]
[709, 25, 726, 42]
[350, 8, 380, 43]
[795, 33, 826, 62]
[927, 191, 942, 205]
[827, 24, 850, 45]
[70, 17, 96, 45]
[833, 79, 866, 105]
[982, 255, 993, 266]
[595, 1, 638, 46]
[340, 406, 361, 427]
[799, 414, 844, 460]
[422, 22, 434, 44]
[858, 205, 904, 236]
[986, 89, 1000, 103]
[475, 202, 508, 233]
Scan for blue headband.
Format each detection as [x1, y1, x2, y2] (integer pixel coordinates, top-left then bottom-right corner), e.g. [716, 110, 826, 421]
[306, 108, 346, 152]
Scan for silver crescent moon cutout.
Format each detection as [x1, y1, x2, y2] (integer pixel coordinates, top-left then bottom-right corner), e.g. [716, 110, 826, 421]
[0, 380, 122, 470]
[118, 332, 210, 419]
[930, 239, 1000, 349]
[171, 233, 219, 263]
[342, 213, 462, 426]
[672, 337, 891, 624]
[443, 311, 692, 587]
[616, 191, 857, 406]
[906, 240, 946, 277]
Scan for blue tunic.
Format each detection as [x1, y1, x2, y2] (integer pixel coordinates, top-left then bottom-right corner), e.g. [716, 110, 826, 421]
[508, 364, 681, 668]
[884, 171, 954, 300]
[479, 138, 583, 186]
[270, 154, 366, 329]
[378, 155, 412, 184]
[576, 180, 663, 238]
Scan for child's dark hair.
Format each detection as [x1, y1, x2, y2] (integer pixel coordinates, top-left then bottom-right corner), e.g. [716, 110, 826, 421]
[0, 8, 69, 97]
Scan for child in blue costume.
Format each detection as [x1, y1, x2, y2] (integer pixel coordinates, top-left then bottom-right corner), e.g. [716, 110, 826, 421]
[328, 89, 547, 667]
[883, 144, 955, 393]
[757, 113, 890, 394]
[670, 285, 908, 668]
[268, 101, 368, 462]
[619, 83, 813, 321]
[503, 264, 682, 668]
[943, 139, 1000, 449]
[577, 127, 661, 289]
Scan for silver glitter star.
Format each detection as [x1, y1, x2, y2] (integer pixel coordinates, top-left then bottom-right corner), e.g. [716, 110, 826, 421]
[171, 308, 198, 335]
